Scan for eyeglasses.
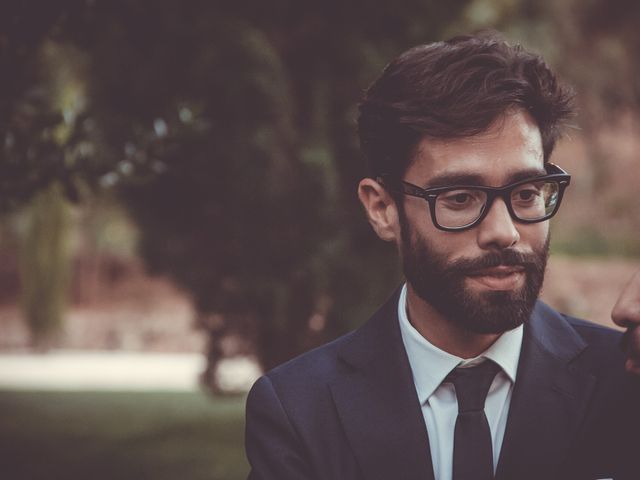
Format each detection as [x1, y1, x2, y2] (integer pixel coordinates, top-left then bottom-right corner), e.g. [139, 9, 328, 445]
[378, 163, 571, 232]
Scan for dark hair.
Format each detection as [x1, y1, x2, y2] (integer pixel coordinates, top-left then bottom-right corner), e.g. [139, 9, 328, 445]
[357, 32, 575, 178]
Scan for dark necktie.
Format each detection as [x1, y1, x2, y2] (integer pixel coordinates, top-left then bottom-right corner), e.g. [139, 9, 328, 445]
[445, 360, 502, 480]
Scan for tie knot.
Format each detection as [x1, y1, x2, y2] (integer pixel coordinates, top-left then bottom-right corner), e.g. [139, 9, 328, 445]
[445, 360, 501, 413]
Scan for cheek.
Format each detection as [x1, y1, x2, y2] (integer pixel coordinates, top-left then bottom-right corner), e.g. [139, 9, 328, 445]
[400, 201, 433, 242]
[402, 198, 429, 226]
[519, 222, 549, 249]
[419, 227, 477, 264]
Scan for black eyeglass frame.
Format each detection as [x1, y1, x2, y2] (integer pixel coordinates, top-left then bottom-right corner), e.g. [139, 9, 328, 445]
[377, 163, 571, 232]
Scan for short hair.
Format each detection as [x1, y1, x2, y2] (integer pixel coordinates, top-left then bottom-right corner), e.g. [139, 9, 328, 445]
[357, 31, 575, 178]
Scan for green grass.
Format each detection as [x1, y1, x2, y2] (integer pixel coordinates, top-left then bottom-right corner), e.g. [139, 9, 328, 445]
[0, 390, 249, 480]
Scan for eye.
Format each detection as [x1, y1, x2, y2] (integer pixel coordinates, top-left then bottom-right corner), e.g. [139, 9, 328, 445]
[517, 189, 539, 201]
[438, 189, 484, 209]
[512, 185, 542, 204]
[452, 193, 472, 204]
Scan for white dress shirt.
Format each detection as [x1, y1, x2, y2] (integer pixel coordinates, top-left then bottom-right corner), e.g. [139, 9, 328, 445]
[398, 284, 523, 480]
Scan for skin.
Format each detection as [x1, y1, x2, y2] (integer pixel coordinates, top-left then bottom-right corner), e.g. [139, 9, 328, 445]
[612, 268, 640, 375]
[358, 110, 549, 359]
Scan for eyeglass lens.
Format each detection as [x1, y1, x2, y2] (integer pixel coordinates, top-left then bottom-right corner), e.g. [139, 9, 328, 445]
[434, 180, 561, 228]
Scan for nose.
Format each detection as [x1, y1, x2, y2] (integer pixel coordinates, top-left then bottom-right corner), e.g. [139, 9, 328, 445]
[476, 197, 520, 250]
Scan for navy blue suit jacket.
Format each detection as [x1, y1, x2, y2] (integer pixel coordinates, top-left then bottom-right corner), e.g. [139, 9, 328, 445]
[245, 290, 640, 479]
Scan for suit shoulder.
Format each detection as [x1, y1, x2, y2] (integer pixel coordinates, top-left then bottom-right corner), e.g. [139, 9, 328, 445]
[264, 330, 357, 387]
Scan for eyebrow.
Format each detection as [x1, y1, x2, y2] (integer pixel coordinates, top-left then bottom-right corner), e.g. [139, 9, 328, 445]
[423, 168, 547, 188]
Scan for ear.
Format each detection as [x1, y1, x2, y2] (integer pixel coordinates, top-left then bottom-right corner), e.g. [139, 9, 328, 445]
[357, 178, 401, 242]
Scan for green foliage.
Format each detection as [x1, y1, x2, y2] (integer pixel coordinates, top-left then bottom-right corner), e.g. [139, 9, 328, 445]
[0, 390, 248, 480]
[19, 183, 71, 347]
[0, 1, 112, 214]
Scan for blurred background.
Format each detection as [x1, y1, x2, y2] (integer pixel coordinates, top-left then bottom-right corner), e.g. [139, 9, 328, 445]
[1, 0, 640, 479]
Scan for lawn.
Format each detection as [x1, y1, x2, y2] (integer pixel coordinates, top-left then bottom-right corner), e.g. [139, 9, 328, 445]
[0, 390, 249, 480]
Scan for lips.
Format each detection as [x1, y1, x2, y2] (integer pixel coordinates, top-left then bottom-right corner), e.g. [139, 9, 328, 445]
[465, 265, 526, 291]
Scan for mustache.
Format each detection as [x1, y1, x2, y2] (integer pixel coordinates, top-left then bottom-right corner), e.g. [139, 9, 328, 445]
[448, 248, 544, 274]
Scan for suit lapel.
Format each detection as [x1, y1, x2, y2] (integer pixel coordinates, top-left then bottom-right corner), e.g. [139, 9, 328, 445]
[329, 291, 435, 480]
[495, 301, 597, 480]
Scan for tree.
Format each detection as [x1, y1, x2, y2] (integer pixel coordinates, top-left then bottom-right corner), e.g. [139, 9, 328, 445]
[0, 1, 107, 346]
[1, 1, 111, 213]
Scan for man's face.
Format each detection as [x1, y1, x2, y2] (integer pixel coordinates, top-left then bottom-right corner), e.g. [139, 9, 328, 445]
[399, 110, 550, 334]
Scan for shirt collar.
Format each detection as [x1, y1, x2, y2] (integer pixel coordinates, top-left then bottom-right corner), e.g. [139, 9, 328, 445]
[398, 283, 523, 404]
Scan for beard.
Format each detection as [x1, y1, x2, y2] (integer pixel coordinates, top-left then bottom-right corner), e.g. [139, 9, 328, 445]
[400, 215, 549, 335]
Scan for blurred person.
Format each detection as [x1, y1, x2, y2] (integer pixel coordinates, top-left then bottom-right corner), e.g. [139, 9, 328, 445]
[613, 269, 640, 375]
[245, 32, 640, 480]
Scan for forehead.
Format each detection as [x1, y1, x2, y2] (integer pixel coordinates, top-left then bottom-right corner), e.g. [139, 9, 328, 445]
[407, 110, 545, 187]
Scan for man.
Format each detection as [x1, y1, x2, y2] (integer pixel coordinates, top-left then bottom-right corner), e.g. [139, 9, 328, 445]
[245, 32, 640, 480]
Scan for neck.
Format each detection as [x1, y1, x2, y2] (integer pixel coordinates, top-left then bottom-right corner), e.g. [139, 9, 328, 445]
[405, 283, 500, 359]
